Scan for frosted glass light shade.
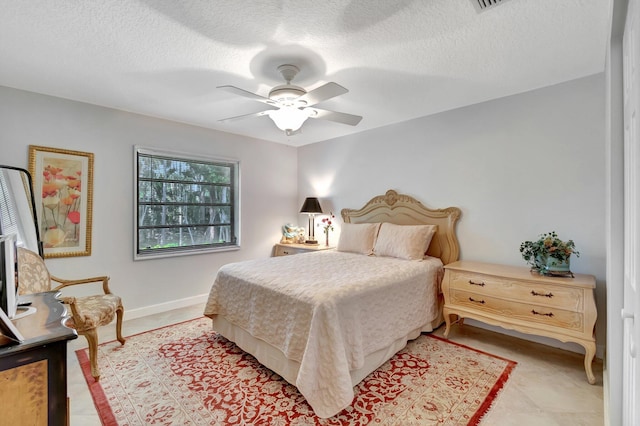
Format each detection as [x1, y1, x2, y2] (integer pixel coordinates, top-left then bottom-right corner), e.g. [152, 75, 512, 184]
[269, 107, 312, 132]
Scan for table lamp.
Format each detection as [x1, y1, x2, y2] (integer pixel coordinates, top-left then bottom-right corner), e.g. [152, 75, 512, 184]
[300, 197, 323, 244]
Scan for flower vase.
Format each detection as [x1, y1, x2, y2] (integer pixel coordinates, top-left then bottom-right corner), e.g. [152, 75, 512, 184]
[532, 254, 547, 274]
[543, 256, 571, 275]
[325, 232, 329, 247]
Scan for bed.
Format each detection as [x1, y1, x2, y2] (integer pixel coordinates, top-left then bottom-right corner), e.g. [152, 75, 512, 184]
[203, 190, 461, 418]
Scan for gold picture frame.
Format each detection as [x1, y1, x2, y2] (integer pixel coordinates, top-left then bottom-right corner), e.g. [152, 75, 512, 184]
[29, 145, 94, 258]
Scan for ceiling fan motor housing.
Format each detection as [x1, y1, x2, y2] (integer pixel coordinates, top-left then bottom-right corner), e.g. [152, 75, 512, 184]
[269, 65, 307, 105]
[269, 84, 307, 104]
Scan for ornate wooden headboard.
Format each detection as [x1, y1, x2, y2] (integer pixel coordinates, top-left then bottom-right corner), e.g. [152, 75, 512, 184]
[341, 190, 462, 264]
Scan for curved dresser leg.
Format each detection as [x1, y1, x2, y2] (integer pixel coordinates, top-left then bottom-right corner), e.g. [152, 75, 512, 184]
[443, 309, 452, 338]
[583, 341, 596, 385]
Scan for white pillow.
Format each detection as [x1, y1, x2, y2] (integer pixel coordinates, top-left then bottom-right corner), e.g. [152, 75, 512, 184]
[373, 223, 437, 260]
[337, 223, 381, 255]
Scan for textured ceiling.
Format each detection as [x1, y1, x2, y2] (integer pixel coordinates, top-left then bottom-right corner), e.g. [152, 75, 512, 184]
[0, 0, 612, 146]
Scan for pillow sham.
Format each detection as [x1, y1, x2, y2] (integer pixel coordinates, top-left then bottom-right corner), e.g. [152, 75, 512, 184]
[336, 223, 381, 255]
[373, 223, 437, 260]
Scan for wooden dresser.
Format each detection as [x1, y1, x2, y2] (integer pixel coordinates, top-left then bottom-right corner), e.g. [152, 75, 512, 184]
[442, 260, 597, 384]
[0, 291, 77, 425]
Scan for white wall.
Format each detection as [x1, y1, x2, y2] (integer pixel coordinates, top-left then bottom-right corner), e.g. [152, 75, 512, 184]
[0, 85, 299, 317]
[298, 74, 607, 354]
[0, 74, 608, 353]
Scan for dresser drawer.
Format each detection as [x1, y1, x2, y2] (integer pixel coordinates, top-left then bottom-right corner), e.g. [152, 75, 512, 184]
[273, 243, 334, 257]
[448, 271, 583, 311]
[450, 289, 584, 332]
[274, 245, 307, 256]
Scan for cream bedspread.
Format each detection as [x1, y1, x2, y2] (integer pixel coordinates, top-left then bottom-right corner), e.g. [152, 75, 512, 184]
[203, 250, 443, 418]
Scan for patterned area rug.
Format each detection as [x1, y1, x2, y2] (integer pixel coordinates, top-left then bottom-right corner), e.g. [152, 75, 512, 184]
[77, 317, 516, 425]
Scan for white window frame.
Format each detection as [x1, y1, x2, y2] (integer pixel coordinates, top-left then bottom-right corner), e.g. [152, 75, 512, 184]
[133, 146, 240, 260]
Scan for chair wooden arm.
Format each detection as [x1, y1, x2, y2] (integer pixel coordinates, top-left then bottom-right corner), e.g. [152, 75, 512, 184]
[58, 295, 76, 305]
[56, 295, 87, 330]
[51, 275, 112, 295]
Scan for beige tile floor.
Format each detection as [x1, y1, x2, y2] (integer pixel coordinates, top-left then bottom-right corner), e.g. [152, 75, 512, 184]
[67, 305, 604, 425]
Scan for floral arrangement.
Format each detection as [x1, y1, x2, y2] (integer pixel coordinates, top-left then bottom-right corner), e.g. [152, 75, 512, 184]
[519, 231, 580, 273]
[320, 212, 335, 234]
[319, 212, 335, 246]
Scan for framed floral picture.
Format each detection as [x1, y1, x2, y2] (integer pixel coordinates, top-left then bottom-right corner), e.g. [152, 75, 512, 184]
[29, 145, 94, 258]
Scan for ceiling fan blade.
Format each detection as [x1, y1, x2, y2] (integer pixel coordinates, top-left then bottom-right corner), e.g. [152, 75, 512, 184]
[297, 82, 348, 106]
[310, 108, 363, 126]
[218, 110, 272, 123]
[217, 85, 275, 105]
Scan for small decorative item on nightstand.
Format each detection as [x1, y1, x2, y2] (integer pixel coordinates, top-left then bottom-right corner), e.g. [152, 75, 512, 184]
[320, 212, 335, 247]
[519, 231, 580, 277]
[281, 223, 305, 244]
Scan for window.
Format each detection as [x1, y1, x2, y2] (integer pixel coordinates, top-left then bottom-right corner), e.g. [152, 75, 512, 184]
[134, 147, 239, 259]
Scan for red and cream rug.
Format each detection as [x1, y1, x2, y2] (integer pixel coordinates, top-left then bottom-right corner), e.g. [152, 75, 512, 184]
[77, 317, 516, 425]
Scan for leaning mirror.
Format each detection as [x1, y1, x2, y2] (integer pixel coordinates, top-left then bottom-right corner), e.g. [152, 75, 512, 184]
[0, 165, 42, 256]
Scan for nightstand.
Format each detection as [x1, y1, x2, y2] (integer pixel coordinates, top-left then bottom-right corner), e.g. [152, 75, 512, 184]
[442, 260, 597, 384]
[274, 243, 334, 257]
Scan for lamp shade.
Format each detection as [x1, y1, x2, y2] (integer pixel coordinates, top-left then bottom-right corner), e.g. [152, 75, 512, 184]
[300, 197, 323, 214]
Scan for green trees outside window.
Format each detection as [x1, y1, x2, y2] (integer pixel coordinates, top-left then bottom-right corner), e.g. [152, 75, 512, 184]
[135, 148, 239, 259]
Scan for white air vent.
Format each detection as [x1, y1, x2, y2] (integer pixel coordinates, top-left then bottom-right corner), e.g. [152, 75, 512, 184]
[470, 0, 512, 13]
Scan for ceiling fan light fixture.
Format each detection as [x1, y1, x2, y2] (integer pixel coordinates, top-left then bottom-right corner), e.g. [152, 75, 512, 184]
[218, 63, 361, 134]
[268, 107, 312, 133]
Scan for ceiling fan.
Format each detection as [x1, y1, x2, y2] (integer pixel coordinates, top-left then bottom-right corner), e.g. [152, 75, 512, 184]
[217, 64, 362, 136]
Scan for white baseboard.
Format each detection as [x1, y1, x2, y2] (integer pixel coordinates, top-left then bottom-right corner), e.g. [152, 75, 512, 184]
[465, 319, 606, 360]
[124, 293, 209, 321]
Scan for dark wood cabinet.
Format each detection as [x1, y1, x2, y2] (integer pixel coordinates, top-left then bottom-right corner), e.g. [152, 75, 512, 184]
[0, 291, 77, 426]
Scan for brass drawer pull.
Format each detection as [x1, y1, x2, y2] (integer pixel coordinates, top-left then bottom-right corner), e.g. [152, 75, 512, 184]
[468, 280, 485, 287]
[469, 297, 485, 304]
[531, 290, 553, 298]
[531, 309, 554, 317]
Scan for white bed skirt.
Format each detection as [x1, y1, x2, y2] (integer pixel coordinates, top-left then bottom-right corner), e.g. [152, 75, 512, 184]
[210, 308, 444, 401]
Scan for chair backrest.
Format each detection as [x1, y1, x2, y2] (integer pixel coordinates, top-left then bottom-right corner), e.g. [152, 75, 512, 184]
[17, 247, 52, 295]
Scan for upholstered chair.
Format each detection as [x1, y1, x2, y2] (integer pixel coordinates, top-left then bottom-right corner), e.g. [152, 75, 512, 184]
[17, 247, 125, 381]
